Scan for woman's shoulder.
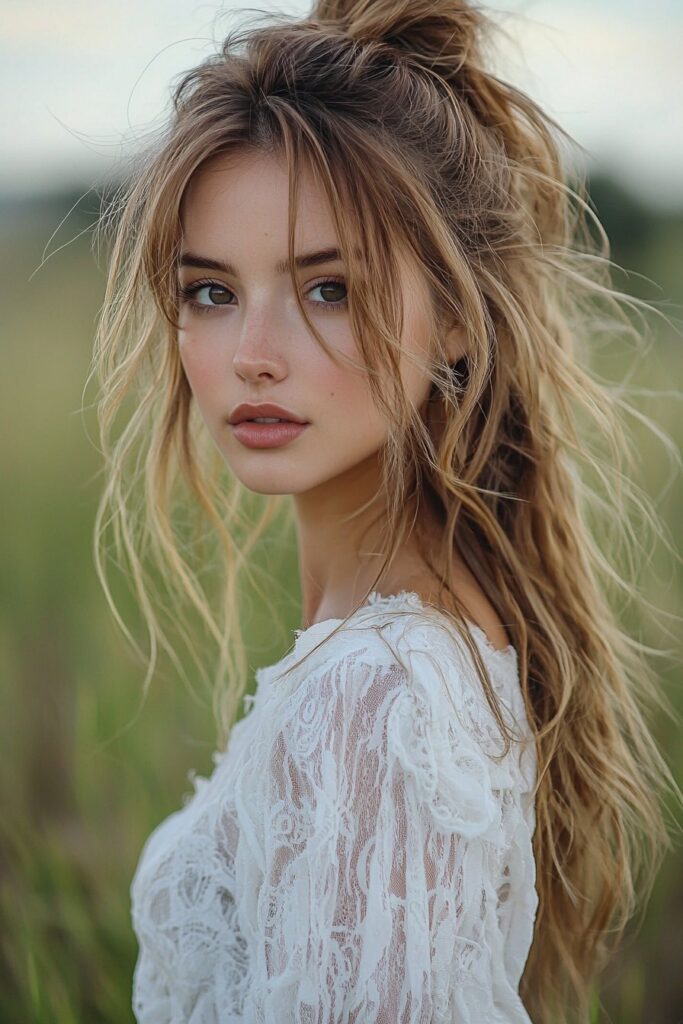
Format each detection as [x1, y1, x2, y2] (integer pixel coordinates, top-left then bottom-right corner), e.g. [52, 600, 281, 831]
[258, 590, 460, 682]
[255, 592, 534, 837]
[257, 592, 523, 750]
[262, 589, 517, 692]
[255, 591, 535, 799]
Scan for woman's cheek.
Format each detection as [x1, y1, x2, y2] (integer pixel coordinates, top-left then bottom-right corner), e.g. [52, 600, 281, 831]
[178, 331, 222, 402]
[329, 371, 388, 447]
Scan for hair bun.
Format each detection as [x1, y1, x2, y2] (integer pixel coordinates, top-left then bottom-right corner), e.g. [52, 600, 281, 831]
[311, 0, 483, 77]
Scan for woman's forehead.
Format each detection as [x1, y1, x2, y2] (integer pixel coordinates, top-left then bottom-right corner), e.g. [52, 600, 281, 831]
[182, 149, 326, 217]
[179, 148, 428, 295]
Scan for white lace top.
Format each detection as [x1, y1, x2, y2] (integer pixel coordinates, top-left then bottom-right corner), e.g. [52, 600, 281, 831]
[130, 590, 538, 1023]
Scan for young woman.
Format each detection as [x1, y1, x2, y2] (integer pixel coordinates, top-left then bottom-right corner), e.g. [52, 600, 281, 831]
[91, 0, 681, 1021]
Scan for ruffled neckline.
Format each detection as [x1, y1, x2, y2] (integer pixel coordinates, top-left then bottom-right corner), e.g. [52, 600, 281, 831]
[258, 589, 518, 680]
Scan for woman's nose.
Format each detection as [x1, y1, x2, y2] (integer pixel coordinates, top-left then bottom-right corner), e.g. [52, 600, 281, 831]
[232, 305, 287, 379]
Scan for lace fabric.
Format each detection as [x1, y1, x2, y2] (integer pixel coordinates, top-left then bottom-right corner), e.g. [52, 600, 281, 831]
[130, 591, 538, 1022]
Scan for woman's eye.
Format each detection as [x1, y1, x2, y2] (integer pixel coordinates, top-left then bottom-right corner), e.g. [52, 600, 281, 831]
[178, 277, 348, 315]
[307, 279, 348, 309]
[179, 281, 233, 312]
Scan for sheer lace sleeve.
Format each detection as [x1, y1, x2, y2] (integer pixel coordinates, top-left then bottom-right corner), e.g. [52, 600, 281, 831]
[247, 641, 521, 1023]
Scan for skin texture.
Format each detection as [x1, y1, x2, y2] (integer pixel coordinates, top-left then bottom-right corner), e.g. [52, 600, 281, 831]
[177, 148, 511, 643]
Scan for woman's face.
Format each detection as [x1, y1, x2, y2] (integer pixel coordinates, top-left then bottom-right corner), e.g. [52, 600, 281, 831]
[177, 149, 445, 497]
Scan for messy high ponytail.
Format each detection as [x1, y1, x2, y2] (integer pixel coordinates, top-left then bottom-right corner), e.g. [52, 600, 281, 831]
[92, 1, 682, 1021]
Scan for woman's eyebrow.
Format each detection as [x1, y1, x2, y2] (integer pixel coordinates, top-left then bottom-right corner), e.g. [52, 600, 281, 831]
[177, 247, 343, 275]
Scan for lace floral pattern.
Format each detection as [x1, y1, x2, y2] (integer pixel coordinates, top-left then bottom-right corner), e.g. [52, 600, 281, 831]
[130, 591, 538, 1022]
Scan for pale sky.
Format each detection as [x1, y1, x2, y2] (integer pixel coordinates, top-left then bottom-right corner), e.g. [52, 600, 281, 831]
[2, 0, 681, 207]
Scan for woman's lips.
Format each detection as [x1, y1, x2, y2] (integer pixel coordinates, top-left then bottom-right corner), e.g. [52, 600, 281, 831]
[230, 420, 310, 448]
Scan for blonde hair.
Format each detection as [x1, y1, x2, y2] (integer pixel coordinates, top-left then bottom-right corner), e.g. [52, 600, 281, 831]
[90, 1, 682, 1020]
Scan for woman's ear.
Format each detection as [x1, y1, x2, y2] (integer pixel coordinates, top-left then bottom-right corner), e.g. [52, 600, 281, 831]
[444, 322, 470, 365]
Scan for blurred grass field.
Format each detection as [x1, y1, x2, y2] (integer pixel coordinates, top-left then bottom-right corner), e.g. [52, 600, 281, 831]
[0, 175, 681, 1023]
